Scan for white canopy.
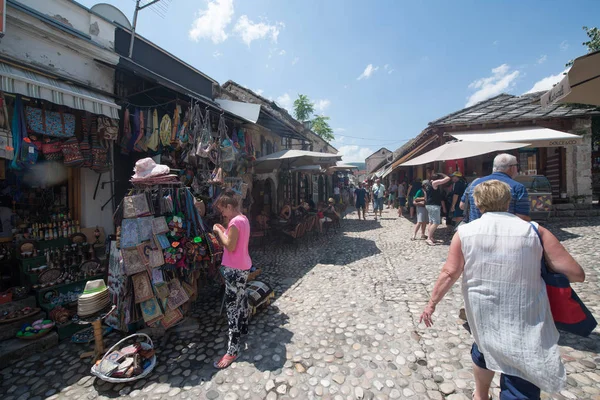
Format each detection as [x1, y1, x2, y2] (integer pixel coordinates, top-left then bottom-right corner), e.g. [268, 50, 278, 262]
[253, 150, 341, 173]
[215, 99, 261, 124]
[0, 62, 120, 119]
[327, 162, 358, 172]
[450, 127, 582, 147]
[400, 141, 528, 167]
[292, 165, 323, 173]
[541, 50, 600, 107]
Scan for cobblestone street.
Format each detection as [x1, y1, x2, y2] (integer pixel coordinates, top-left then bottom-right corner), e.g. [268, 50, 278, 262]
[2, 209, 600, 400]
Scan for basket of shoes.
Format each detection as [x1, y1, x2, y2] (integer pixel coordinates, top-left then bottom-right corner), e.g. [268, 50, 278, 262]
[91, 333, 156, 383]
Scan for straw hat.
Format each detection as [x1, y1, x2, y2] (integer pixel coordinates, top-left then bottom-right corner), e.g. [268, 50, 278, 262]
[78, 279, 110, 317]
[132, 158, 170, 180]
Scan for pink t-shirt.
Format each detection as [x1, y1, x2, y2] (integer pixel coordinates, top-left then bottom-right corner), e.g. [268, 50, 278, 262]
[221, 214, 252, 271]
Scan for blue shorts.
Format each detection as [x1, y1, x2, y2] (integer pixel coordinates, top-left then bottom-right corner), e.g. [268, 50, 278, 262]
[471, 343, 541, 400]
[375, 197, 384, 210]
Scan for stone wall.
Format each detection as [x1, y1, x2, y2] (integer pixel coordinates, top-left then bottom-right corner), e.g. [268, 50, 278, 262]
[566, 118, 593, 203]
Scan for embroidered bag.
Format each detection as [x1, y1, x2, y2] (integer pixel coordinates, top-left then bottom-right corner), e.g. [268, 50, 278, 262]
[530, 223, 597, 337]
[80, 114, 93, 168]
[41, 139, 63, 161]
[25, 106, 75, 137]
[97, 116, 119, 141]
[62, 136, 84, 167]
[90, 117, 110, 173]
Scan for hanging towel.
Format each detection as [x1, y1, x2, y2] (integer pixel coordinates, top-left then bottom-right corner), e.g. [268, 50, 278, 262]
[134, 109, 147, 152]
[159, 114, 172, 147]
[171, 105, 181, 142]
[146, 109, 160, 151]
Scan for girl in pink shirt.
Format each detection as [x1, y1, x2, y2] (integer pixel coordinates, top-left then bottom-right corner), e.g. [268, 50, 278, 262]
[212, 190, 252, 369]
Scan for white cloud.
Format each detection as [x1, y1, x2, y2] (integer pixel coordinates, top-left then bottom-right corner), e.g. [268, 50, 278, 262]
[254, 89, 264, 96]
[493, 40, 500, 46]
[384, 64, 390, 70]
[525, 70, 568, 94]
[560, 40, 569, 51]
[537, 55, 547, 64]
[189, 0, 234, 44]
[279, 50, 286, 56]
[334, 128, 346, 132]
[388, 69, 395, 74]
[233, 15, 284, 46]
[357, 64, 379, 80]
[465, 64, 520, 107]
[213, 51, 223, 58]
[276, 93, 293, 113]
[292, 57, 300, 65]
[338, 145, 374, 163]
[315, 99, 331, 113]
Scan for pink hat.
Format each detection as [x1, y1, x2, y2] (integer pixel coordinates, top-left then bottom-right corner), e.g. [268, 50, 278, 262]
[132, 157, 170, 180]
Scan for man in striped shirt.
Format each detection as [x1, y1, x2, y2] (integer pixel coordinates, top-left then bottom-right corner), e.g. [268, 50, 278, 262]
[459, 153, 531, 222]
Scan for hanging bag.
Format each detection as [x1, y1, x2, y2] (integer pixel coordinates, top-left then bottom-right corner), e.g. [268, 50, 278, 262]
[90, 116, 110, 173]
[25, 106, 75, 138]
[20, 137, 39, 165]
[41, 139, 63, 161]
[62, 135, 84, 167]
[195, 108, 213, 159]
[530, 223, 597, 337]
[80, 113, 93, 168]
[97, 116, 119, 141]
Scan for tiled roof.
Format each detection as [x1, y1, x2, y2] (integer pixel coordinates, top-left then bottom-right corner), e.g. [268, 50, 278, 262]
[429, 92, 600, 127]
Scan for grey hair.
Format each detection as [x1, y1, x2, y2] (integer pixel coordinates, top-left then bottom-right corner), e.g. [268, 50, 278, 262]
[493, 153, 518, 172]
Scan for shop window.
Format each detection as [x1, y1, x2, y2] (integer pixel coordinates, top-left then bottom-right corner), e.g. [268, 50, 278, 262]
[519, 150, 538, 175]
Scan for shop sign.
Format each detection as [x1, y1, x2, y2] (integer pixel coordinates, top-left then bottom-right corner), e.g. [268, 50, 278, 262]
[548, 139, 580, 146]
[0, 0, 5, 38]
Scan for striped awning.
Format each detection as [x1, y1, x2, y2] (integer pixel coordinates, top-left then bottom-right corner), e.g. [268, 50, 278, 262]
[0, 62, 120, 119]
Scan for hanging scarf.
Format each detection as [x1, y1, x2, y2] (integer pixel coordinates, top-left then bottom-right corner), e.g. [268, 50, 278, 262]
[9, 96, 25, 170]
[120, 108, 132, 155]
[171, 105, 180, 143]
[133, 109, 147, 152]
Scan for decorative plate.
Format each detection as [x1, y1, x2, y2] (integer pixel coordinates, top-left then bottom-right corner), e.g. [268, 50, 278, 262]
[18, 240, 38, 257]
[38, 268, 63, 285]
[80, 259, 101, 275]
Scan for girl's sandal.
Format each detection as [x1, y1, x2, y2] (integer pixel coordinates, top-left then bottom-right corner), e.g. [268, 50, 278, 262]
[214, 354, 238, 369]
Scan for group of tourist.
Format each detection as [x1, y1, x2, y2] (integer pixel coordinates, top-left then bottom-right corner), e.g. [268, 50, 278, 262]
[418, 153, 586, 400]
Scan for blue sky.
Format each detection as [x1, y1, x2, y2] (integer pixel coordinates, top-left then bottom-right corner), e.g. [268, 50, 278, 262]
[79, 0, 599, 162]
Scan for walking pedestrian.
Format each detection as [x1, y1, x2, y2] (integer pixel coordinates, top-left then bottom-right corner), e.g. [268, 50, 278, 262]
[387, 181, 398, 209]
[449, 172, 467, 225]
[411, 184, 428, 240]
[354, 182, 368, 220]
[423, 173, 450, 246]
[397, 180, 407, 218]
[420, 180, 585, 400]
[372, 178, 385, 220]
[407, 178, 422, 219]
[460, 153, 530, 222]
[212, 190, 252, 369]
[333, 184, 341, 204]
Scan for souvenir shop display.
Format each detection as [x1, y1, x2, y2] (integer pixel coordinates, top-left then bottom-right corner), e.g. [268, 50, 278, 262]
[106, 158, 220, 332]
[77, 279, 112, 317]
[16, 319, 55, 340]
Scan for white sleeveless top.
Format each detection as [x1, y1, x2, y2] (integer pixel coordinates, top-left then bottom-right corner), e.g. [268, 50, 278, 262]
[458, 212, 565, 392]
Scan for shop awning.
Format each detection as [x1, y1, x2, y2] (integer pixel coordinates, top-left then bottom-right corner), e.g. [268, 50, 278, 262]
[327, 162, 358, 172]
[541, 50, 600, 107]
[0, 61, 120, 119]
[292, 165, 323, 173]
[450, 127, 583, 147]
[215, 99, 261, 124]
[389, 135, 439, 171]
[400, 140, 529, 166]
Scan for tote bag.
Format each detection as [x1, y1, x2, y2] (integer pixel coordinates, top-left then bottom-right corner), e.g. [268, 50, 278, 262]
[530, 223, 597, 337]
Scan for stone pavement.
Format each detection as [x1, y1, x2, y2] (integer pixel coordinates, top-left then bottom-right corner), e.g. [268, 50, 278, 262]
[2, 209, 600, 400]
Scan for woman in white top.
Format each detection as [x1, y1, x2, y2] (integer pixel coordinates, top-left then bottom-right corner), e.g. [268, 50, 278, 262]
[420, 180, 585, 400]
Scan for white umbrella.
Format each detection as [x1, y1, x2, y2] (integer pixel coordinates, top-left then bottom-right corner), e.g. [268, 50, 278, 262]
[541, 50, 600, 107]
[327, 162, 358, 172]
[400, 140, 529, 166]
[253, 150, 341, 173]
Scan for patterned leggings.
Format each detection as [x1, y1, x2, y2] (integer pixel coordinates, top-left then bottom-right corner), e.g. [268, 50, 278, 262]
[220, 266, 250, 356]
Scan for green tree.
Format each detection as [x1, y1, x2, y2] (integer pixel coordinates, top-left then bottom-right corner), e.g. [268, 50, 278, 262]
[311, 115, 335, 142]
[566, 26, 600, 67]
[293, 94, 314, 122]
